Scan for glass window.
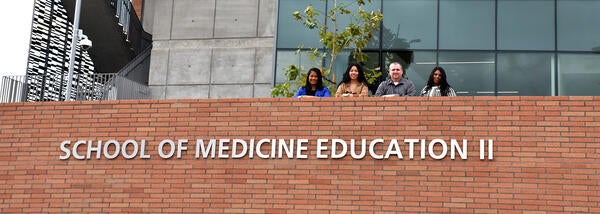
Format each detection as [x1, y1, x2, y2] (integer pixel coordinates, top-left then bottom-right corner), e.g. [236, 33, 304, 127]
[327, 0, 382, 49]
[557, 0, 600, 51]
[438, 51, 495, 95]
[275, 50, 324, 84]
[558, 54, 600, 95]
[277, 0, 325, 48]
[498, 0, 554, 50]
[439, 0, 495, 50]
[497, 53, 554, 96]
[382, 0, 437, 50]
[404, 51, 437, 92]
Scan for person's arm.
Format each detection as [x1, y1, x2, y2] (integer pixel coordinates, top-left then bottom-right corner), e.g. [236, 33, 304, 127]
[419, 86, 428, 96]
[447, 87, 457, 97]
[293, 87, 304, 98]
[375, 82, 385, 96]
[322, 87, 331, 97]
[359, 83, 369, 97]
[406, 82, 416, 96]
[335, 84, 344, 97]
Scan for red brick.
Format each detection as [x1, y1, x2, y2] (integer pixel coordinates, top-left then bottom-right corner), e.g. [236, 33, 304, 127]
[1, 98, 599, 212]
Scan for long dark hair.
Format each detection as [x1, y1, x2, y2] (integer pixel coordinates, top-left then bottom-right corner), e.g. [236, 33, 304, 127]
[339, 63, 367, 86]
[425, 66, 452, 96]
[303, 67, 324, 90]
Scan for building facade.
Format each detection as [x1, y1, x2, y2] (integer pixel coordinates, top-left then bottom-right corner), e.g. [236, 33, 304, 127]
[2, 97, 600, 213]
[11, 0, 152, 102]
[26, 0, 95, 101]
[145, 0, 599, 99]
[275, 0, 600, 96]
[145, 0, 276, 99]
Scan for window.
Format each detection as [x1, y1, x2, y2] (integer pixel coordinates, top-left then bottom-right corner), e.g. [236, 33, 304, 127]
[382, 0, 437, 50]
[275, 0, 600, 96]
[439, 0, 495, 50]
[497, 52, 554, 95]
[438, 51, 495, 95]
[277, 0, 325, 48]
[557, 0, 600, 51]
[402, 51, 437, 91]
[558, 54, 600, 95]
[498, 0, 554, 50]
[327, 0, 381, 49]
[275, 50, 323, 84]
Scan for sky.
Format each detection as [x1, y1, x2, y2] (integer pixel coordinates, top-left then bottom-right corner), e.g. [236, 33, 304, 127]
[0, 0, 35, 76]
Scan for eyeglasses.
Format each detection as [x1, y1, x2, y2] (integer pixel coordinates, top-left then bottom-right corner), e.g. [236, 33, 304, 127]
[390, 69, 401, 71]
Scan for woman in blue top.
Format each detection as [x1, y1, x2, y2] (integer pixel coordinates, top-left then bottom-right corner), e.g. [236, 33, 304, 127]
[293, 67, 331, 98]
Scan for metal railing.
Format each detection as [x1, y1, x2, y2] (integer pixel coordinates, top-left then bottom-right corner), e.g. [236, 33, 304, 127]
[115, 0, 132, 40]
[113, 0, 131, 39]
[74, 73, 150, 101]
[0, 76, 27, 103]
[110, 0, 152, 55]
[0, 74, 149, 103]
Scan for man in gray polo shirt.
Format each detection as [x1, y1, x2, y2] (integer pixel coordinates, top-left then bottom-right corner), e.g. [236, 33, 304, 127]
[375, 62, 416, 97]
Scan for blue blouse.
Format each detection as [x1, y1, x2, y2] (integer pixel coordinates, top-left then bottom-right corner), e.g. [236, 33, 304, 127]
[293, 87, 331, 98]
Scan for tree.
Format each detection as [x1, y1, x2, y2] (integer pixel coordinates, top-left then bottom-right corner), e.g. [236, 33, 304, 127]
[272, 0, 383, 97]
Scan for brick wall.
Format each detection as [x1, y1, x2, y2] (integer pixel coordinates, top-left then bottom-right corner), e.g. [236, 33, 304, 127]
[1, 97, 599, 213]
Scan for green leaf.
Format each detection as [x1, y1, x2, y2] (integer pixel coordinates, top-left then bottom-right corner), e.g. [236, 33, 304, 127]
[305, 6, 314, 17]
[292, 11, 302, 20]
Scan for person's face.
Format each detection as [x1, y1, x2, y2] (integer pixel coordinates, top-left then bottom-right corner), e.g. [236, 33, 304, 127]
[308, 71, 319, 86]
[349, 66, 359, 80]
[389, 64, 403, 82]
[432, 70, 442, 85]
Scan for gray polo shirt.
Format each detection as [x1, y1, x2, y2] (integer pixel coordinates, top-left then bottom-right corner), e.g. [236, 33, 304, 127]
[375, 78, 416, 96]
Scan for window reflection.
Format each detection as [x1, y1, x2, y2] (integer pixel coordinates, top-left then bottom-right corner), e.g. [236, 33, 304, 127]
[275, 0, 600, 96]
[406, 51, 437, 92]
[275, 50, 323, 84]
[558, 0, 600, 51]
[498, 53, 554, 95]
[277, 0, 325, 48]
[498, 0, 554, 50]
[328, 0, 381, 49]
[558, 54, 600, 95]
[439, 52, 495, 95]
[439, 0, 495, 50]
[382, 0, 436, 50]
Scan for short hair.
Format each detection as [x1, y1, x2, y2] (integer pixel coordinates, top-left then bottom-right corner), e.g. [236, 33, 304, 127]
[388, 62, 403, 70]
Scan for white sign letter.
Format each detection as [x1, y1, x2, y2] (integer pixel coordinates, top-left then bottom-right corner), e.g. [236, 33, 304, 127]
[159, 139, 175, 159]
[316, 139, 329, 159]
[59, 141, 71, 160]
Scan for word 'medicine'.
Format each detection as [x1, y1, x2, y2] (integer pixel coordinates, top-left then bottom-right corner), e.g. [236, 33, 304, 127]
[59, 138, 494, 160]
